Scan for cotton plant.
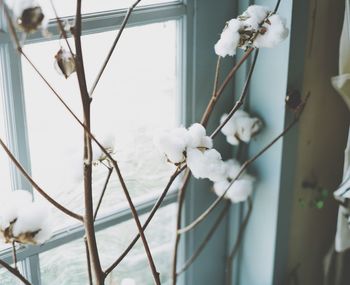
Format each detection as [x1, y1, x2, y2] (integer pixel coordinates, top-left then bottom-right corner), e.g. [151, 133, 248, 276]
[154, 123, 226, 182]
[215, 5, 289, 57]
[213, 159, 255, 203]
[0, 190, 52, 245]
[5, 0, 49, 34]
[221, 110, 262, 146]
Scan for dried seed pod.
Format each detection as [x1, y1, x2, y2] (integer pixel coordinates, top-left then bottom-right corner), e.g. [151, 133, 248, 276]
[17, 6, 44, 33]
[285, 90, 302, 110]
[54, 48, 76, 79]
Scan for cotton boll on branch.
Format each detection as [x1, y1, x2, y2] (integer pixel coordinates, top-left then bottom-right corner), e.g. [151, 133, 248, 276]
[187, 123, 213, 149]
[253, 14, 289, 48]
[226, 175, 255, 203]
[244, 5, 269, 24]
[214, 19, 242, 57]
[225, 159, 243, 180]
[220, 110, 262, 146]
[154, 127, 189, 164]
[187, 148, 226, 182]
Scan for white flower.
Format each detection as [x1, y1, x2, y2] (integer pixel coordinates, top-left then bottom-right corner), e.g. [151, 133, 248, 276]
[187, 148, 226, 182]
[253, 14, 289, 48]
[0, 190, 52, 245]
[214, 5, 289, 57]
[220, 110, 262, 145]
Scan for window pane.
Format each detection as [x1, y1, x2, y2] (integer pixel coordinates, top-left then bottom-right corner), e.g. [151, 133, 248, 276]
[21, 21, 179, 231]
[0, 90, 12, 252]
[47, 0, 179, 18]
[40, 203, 176, 285]
[0, 265, 19, 285]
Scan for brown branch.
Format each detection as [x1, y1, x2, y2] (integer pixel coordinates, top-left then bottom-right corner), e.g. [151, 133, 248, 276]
[226, 197, 253, 285]
[94, 166, 113, 221]
[104, 166, 186, 277]
[89, 0, 142, 96]
[0, 138, 83, 221]
[210, 49, 259, 139]
[0, 259, 31, 285]
[84, 236, 93, 285]
[11, 241, 17, 270]
[176, 201, 230, 276]
[74, 1, 104, 284]
[178, 95, 309, 235]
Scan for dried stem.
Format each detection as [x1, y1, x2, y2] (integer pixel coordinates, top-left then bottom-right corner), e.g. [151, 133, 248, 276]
[74, 1, 105, 283]
[94, 166, 113, 221]
[0, 259, 31, 285]
[84, 236, 93, 285]
[49, 0, 75, 56]
[210, 49, 259, 139]
[178, 95, 309, 235]
[104, 166, 186, 277]
[226, 197, 253, 285]
[11, 241, 17, 270]
[89, 0, 142, 96]
[176, 202, 230, 276]
[0, 138, 83, 221]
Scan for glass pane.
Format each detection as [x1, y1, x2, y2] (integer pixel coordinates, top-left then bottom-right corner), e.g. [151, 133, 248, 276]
[0, 265, 19, 285]
[21, 21, 178, 232]
[0, 89, 12, 252]
[47, 0, 179, 19]
[40, 203, 176, 285]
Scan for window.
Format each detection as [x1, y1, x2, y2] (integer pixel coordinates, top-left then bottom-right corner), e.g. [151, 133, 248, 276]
[0, 1, 185, 284]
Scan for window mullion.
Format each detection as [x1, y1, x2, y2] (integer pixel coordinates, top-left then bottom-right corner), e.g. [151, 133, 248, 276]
[21, 255, 42, 285]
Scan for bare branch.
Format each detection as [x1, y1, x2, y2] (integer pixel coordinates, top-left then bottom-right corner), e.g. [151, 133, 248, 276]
[0, 259, 31, 285]
[84, 237, 93, 285]
[89, 0, 142, 96]
[176, 202, 230, 276]
[94, 166, 113, 221]
[104, 166, 186, 277]
[226, 197, 253, 285]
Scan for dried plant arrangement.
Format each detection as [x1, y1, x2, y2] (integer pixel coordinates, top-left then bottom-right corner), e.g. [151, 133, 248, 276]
[0, 0, 308, 284]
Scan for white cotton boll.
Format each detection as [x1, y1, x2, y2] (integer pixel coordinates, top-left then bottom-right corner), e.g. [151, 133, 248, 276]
[220, 113, 236, 137]
[226, 178, 254, 203]
[12, 202, 52, 244]
[187, 148, 226, 182]
[246, 5, 269, 23]
[227, 19, 242, 32]
[214, 27, 241, 57]
[253, 14, 289, 48]
[0, 190, 32, 229]
[187, 123, 213, 149]
[213, 180, 230, 198]
[154, 127, 189, 164]
[235, 116, 262, 143]
[225, 159, 242, 180]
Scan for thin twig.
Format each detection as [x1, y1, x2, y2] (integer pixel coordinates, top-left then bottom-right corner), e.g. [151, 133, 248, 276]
[210, 49, 259, 139]
[0, 259, 31, 285]
[104, 166, 186, 277]
[176, 202, 230, 276]
[74, 1, 104, 283]
[226, 197, 253, 285]
[11, 241, 17, 270]
[0, 138, 83, 221]
[89, 0, 142, 96]
[49, 0, 75, 56]
[178, 95, 309, 235]
[94, 166, 113, 221]
[84, 236, 93, 285]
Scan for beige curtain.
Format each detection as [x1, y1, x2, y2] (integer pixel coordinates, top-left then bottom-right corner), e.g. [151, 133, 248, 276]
[324, 1, 350, 284]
